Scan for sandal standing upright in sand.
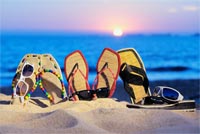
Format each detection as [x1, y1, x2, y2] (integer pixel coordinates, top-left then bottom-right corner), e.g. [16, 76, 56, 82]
[64, 50, 91, 101]
[92, 48, 121, 98]
[117, 48, 151, 104]
[39, 54, 67, 104]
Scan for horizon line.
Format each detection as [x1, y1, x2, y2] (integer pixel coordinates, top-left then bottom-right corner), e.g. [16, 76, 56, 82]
[1, 30, 199, 36]
[0, 30, 200, 35]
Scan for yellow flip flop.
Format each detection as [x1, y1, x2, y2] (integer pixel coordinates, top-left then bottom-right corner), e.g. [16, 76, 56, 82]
[117, 48, 151, 104]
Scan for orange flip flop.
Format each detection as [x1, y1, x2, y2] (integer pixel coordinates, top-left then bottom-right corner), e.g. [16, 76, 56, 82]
[92, 48, 121, 98]
[64, 50, 92, 101]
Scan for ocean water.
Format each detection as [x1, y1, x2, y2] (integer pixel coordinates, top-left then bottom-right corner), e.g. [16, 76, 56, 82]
[0, 33, 200, 87]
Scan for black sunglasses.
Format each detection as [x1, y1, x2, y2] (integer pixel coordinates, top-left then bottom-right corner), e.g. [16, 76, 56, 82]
[69, 87, 110, 101]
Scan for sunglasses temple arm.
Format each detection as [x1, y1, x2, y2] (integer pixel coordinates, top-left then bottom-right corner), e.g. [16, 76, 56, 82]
[19, 96, 25, 103]
[178, 93, 184, 101]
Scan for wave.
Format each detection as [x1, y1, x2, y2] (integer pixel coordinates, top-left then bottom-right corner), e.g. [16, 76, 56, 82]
[147, 66, 190, 72]
[63, 66, 192, 73]
[1, 66, 196, 76]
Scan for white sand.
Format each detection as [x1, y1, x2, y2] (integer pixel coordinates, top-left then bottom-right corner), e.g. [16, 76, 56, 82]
[0, 93, 199, 134]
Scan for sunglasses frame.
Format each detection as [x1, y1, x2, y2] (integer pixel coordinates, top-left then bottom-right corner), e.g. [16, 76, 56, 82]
[14, 62, 34, 102]
[153, 86, 184, 102]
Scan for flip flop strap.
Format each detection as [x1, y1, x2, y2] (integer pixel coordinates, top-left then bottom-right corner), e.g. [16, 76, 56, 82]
[38, 72, 54, 102]
[68, 68, 90, 100]
[120, 63, 149, 93]
[43, 69, 66, 98]
[25, 69, 66, 103]
[92, 65, 116, 97]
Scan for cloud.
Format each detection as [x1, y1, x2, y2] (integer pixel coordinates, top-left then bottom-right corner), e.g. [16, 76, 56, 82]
[182, 5, 199, 11]
[168, 5, 199, 13]
[168, 8, 177, 13]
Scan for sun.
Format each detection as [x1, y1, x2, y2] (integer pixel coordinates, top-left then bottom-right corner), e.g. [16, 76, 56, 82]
[113, 28, 123, 37]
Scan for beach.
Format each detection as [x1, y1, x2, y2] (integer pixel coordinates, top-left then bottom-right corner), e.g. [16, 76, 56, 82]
[2, 0, 199, 133]
[0, 79, 199, 134]
[0, 94, 199, 134]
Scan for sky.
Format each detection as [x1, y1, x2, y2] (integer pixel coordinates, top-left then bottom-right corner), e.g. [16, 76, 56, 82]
[1, 0, 199, 34]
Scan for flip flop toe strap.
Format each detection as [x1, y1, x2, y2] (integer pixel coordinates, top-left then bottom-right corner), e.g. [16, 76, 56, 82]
[120, 63, 149, 97]
[92, 64, 117, 98]
[67, 66, 90, 101]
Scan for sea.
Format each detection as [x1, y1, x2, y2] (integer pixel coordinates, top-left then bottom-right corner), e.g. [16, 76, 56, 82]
[0, 32, 199, 87]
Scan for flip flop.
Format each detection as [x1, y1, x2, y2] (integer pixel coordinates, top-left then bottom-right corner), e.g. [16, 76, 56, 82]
[127, 100, 196, 111]
[39, 54, 66, 104]
[64, 50, 91, 101]
[92, 48, 120, 98]
[117, 48, 151, 104]
[11, 54, 41, 103]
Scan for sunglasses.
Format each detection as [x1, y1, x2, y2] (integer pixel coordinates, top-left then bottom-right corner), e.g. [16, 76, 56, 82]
[75, 90, 94, 101]
[153, 86, 184, 102]
[69, 88, 110, 101]
[14, 62, 34, 103]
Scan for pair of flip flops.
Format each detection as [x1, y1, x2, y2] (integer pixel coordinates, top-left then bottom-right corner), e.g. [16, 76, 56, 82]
[64, 48, 121, 101]
[11, 54, 66, 104]
[118, 48, 196, 111]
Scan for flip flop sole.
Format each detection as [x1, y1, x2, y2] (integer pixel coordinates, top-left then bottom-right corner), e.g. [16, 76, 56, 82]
[117, 48, 150, 103]
[64, 50, 89, 93]
[117, 48, 145, 70]
[40, 54, 66, 103]
[96, 48, 120, 97]
[127, 100, 196, 111]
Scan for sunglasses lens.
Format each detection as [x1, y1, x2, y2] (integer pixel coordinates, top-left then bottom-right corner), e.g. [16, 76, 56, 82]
[22, 64, 34, 77]
[163, 88, 179, 100]
[77, 90, 93, 100]
[96, 88, 109, 98]
[16, 81, 28, 96]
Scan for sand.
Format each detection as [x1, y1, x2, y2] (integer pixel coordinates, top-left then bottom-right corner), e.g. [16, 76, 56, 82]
[0, 93, 199, 134]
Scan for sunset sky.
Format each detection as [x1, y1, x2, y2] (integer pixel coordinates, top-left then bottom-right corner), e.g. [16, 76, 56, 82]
[1, 0, 199, 34]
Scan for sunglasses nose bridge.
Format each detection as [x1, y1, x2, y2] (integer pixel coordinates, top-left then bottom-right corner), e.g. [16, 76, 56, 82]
[153, 87, 161, 96]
